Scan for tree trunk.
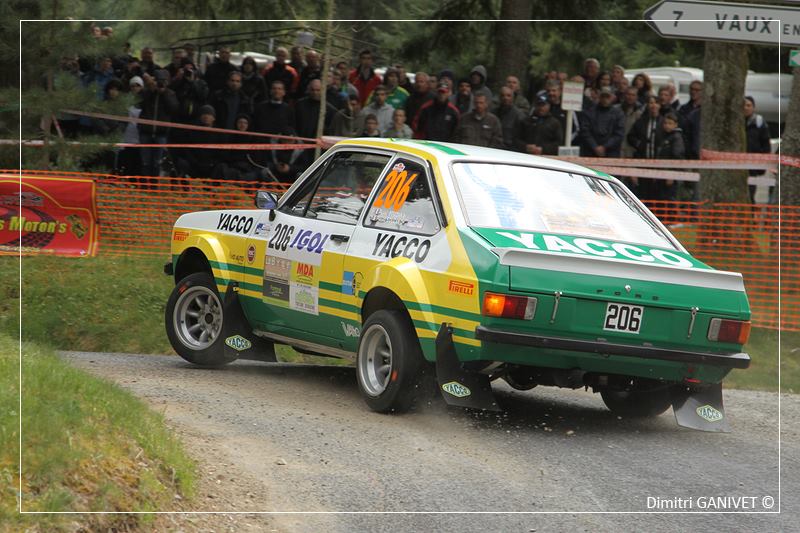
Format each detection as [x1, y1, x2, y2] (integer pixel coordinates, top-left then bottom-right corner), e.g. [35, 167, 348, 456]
[490, 0, 532, 94]
[699, 42, 749, 203]
[781, 67, 800, 206]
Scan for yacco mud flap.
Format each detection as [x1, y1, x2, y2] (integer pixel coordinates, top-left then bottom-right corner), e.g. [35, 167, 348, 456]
[672, 383, 730, 433]
[222, 283, 277, 363]
[436, 323, 500, 411]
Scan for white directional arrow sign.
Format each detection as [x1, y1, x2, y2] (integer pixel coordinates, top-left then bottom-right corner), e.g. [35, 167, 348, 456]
[644, 0, 800, 46]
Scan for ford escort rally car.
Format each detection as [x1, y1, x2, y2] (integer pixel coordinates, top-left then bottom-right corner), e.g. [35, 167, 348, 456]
[164, 138, 751, 432]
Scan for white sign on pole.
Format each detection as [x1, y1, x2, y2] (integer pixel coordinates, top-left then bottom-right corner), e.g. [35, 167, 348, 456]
[561, 81, 584, 112]
[644, 0, 800, 47]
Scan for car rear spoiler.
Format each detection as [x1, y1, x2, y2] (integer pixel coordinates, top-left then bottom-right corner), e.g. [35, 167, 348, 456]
[492, 247, 745, 292]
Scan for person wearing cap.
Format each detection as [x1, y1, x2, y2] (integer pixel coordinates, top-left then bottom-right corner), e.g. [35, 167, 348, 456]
[578, 86, 625, 158]
[129, 75, 144, 96]
[493, 86, 524, 151]
[744, 96, 771, 203]
[453, 93, 503, 149]
[413, 81, 460, 141]
[138, 68, 179, 177]
[514, 94, 563, 156]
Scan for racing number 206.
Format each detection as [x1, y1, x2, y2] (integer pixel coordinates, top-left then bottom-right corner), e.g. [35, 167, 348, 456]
[603, 303, 643, 333]
[268, 224, 294, 252]
[373, 170, 418, 211]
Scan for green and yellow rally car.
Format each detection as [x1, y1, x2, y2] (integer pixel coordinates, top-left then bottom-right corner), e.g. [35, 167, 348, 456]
[164, 139, 751, 432]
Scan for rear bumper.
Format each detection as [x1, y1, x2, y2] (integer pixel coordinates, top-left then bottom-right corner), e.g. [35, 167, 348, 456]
[474, 326, 750, 370]
[164, 261, 174, 276]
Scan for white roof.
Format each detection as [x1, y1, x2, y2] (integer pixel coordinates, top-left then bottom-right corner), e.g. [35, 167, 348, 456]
[336, 138, 600, 178]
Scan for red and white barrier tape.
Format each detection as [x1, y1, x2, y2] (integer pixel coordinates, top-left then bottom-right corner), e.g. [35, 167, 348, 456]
[0, 139, 316, 150]
[61, 109, 320, 144]
[552, 155, 778, 171]
[701, 149, 800, 169]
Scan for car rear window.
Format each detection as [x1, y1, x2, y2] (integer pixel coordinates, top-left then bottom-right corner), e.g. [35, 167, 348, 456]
[451, 162, 675, 249]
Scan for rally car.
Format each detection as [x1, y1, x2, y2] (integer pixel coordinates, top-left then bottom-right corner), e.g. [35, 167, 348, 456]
[164, 139, 751, 432]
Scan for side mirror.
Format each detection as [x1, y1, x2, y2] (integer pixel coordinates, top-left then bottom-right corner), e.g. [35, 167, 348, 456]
[254, 190, 278, 210]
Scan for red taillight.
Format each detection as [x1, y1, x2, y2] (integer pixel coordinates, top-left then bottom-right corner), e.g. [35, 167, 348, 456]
[482, 292, 537, 320]
[707, 318, 751, 344]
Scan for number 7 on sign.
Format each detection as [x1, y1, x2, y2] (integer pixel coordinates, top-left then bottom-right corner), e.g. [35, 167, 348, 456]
[673, 10, 683, 26]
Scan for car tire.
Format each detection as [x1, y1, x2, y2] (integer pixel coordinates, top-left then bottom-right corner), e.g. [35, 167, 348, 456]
[165, 272, 236, 367]
[601, 387, 672, 418]
[356, 310, 432, 413]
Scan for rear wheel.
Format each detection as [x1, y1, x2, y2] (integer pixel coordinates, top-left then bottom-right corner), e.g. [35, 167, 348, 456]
[601, 386, 672, 418]
[165, 272, 236, 367]
[356, 310, 431, 413]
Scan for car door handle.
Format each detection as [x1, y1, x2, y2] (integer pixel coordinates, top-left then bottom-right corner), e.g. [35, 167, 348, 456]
[330, 234, 350, 243]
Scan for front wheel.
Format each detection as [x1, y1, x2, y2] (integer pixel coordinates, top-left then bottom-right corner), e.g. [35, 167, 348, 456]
[165, 272, 236, 367]
[356, 310, 431, 413]
[601, 386, 672, 418]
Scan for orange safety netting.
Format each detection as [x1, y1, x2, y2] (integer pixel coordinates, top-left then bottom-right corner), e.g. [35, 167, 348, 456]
[6, 170, 799, 331]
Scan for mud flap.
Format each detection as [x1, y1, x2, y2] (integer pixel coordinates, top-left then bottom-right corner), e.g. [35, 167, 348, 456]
[671, 383, 730, 433]
[222, 282, 277, 363]
[436, 323, 500, 411]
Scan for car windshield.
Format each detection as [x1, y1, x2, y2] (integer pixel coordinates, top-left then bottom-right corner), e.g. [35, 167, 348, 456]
[451, 162, 675, 249]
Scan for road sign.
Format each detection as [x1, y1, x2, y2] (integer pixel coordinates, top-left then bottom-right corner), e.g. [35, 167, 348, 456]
[561, 81, 584, 112]
[791, 50, 800, 67]
[644, 0, 800, 47]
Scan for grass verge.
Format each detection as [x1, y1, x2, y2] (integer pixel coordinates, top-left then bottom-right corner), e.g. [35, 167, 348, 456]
[0, 254, 795, 390]
[0, 333, 195, 531]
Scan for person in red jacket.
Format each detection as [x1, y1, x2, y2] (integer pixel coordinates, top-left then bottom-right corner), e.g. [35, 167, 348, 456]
[349, 49, 382, 106]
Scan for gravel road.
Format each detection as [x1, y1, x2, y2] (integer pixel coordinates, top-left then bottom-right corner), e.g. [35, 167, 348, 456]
[60, 351, 796, 532]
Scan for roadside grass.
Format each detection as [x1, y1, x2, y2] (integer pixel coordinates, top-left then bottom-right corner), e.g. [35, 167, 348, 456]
[0, 254, 795, 390]
[0, 333, 195, 530]
[727, 327, 800, 394]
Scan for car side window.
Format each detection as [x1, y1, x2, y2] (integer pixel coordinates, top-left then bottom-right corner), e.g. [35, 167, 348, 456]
[280, 151, 391, 225]
[363, 158, 440, 236]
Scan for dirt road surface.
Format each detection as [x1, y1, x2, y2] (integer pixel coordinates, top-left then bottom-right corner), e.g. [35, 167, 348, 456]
[60, 351, 796, 532]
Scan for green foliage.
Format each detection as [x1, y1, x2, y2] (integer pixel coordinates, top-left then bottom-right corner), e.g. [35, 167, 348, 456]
[0, 333, 196, 527]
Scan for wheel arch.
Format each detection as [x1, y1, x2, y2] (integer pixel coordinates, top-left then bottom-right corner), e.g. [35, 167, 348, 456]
[174, 246, 212, 283]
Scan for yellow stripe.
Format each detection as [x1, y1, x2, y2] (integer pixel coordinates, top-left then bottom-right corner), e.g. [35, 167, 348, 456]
[319, 305, 359, 321]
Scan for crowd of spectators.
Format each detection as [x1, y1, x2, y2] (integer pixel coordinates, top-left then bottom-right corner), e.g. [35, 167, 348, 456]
[59, 30, 773, 201]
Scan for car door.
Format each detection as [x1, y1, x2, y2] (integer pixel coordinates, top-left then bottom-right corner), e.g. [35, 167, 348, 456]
[245, 149, 392, 347]
[341, 155, 449, 351]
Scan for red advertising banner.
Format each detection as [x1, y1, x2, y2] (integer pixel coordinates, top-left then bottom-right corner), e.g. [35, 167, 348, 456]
[0, 173, 99, 256]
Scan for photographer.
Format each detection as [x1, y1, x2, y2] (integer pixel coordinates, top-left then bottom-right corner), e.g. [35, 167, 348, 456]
[169, 60, 209, 124]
